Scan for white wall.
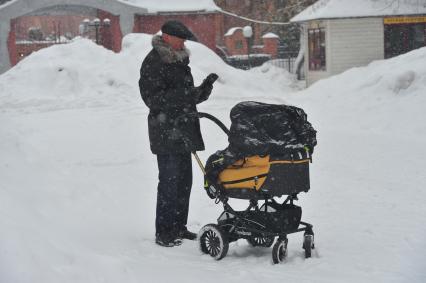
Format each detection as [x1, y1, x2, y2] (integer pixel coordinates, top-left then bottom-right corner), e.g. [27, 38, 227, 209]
[304, 17, 384, 86]
[328, 18, 384, 75]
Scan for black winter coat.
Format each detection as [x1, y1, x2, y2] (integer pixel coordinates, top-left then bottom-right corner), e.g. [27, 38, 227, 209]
[139, 36, 210, 154]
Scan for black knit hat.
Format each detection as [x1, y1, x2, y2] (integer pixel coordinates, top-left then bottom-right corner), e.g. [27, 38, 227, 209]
[161, 20, 197, 41]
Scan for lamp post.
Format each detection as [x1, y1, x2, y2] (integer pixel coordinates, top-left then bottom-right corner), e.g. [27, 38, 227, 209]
[243, 25, 253, 69]
[81, 18, 111, 45]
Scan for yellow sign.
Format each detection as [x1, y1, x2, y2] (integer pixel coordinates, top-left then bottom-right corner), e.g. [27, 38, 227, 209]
[384, 16, 426, 25]
[308, 20, 324, 29]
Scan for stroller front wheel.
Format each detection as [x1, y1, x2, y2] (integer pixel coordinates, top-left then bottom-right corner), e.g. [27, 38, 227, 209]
[272, 237, 288, 264]
[199, 224, 229, 260]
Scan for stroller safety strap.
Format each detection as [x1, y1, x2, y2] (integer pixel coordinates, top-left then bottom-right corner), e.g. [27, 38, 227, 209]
[221, 173, 268, 185]
[270, 159, 310, 165]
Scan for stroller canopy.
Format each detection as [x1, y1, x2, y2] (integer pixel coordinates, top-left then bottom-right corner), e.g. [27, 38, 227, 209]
[228, 101, 317, 156]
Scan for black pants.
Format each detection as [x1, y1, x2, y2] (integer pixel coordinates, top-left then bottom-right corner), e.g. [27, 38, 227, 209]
[155, 153, 192, 239]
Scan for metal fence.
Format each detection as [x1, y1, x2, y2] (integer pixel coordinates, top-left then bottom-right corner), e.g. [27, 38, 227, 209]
[270, 50, 305, 80]
[223, 51, 305, 80]
[225, 55, 271, 70]
[268, 58, 297, 73]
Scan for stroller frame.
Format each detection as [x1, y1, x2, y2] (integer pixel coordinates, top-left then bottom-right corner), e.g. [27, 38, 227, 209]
[194, 112, 315, 263]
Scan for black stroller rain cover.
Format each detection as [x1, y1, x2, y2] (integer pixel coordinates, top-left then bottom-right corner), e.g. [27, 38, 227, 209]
[205, 101, 317, 191]
[227, 101, 317, 155]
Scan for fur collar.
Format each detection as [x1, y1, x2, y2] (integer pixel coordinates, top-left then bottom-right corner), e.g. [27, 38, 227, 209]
[152, 35, 190, 64]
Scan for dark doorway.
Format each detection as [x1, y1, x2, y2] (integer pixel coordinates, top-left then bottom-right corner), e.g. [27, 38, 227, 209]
[384, 23, 426, 58]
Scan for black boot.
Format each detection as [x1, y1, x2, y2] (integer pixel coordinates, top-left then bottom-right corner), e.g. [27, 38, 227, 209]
[178, 228, 197, 240]
[155, 234, 182, 247]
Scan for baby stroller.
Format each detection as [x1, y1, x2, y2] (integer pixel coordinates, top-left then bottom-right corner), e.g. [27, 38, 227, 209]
[192, 101, 317, 264]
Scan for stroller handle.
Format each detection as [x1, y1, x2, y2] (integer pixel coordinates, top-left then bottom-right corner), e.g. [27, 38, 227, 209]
[198, 112, 230, 136]
[191, 112, 229, 176]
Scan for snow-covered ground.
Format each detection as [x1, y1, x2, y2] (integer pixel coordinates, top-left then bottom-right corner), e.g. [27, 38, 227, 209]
[1, 34, 425, 283]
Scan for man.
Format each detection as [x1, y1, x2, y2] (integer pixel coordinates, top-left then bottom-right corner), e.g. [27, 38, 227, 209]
[139, 20, 217, 247]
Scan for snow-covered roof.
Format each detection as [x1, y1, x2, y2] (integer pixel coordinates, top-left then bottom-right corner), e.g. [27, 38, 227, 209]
[117, 0, 220, 13]
[224, 27, 242, 36]
[262, 32, 279, 39]
[0, 0, 220, 13]
[0, 0, 16, 8]
[291, 0, 426, 22]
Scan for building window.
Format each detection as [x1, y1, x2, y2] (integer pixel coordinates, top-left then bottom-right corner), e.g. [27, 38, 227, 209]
[384, 22, 426, 59]
[308, 28, 326, 71]
[235, 40, 243, 49]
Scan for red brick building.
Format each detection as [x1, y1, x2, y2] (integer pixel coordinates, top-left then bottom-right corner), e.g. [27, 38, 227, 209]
[133, 12, 224, 53]
[13, 8, 280, 61]
[215, 0, 317, 53]
[9, 6, 121, 66]
[223, 27, 279, 58]
[2, 0, 307, 72]
[133, 11, 279, 58]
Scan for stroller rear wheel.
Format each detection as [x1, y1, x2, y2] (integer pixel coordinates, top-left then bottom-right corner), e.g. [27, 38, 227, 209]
[272, 237, 288, 264]
[247, 236, 274, 247]
[303, 234, 314, 258]
[199, 224, 229, 260]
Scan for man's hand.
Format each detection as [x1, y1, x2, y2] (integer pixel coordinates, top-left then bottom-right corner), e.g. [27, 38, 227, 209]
[200, 73, 218, 96]
[192, 73, 218, 104]
[203, 73, 219, 86]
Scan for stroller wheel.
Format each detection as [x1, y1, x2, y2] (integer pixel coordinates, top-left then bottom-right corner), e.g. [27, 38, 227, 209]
[247, 236, 274, 248]
[272, 238, 288, 264]
[199, 224, 229, 260]
[303, 234, 314, 258]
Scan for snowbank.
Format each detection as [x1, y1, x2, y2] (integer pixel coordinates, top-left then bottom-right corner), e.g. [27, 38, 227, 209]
[293, 47, 426, 138]
[0, 34, 296, 114]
